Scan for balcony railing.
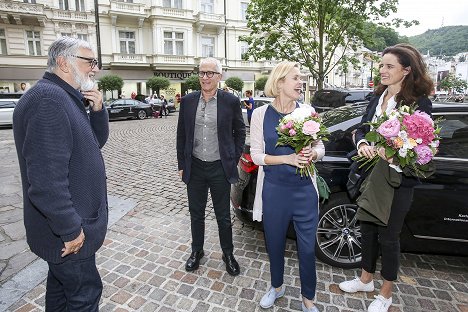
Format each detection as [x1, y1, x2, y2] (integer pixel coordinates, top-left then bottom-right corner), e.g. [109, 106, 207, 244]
[194, 11, 224, 24]
[51, 9, 93, 22]
[109, 1, 145, 15]
[113, 53, 146, 63]
[149, 7, 192, 20]
[0, 1, 44, 15]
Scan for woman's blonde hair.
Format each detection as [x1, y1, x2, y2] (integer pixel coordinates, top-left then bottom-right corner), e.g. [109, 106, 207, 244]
[264, 61, 300, 97]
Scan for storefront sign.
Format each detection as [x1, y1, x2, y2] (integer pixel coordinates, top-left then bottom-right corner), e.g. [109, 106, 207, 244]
[154, 71, 195, 80]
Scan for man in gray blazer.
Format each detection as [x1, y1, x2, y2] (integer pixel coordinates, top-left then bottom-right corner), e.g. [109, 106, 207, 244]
[176, 57, 246, 275]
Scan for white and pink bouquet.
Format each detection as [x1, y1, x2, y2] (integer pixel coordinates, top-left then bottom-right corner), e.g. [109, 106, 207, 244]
[276, 106, 329, 177]
[355, 104, 441, 178]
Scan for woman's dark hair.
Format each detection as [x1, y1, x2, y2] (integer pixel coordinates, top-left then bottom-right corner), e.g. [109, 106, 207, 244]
[375, 43, 434, 105]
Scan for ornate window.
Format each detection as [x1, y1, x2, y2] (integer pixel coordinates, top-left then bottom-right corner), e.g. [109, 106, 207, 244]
[119, 31, 136, 54]
[164, 31, 184, 55]
[26, 31, 41, 56]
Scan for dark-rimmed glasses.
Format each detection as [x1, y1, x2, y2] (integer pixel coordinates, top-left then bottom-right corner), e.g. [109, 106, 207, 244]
[198, 71, 219, 78]
[72, 55, 98, 69]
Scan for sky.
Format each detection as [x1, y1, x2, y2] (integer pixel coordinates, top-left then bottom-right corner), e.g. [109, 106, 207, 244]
[390, 0, 468, 37]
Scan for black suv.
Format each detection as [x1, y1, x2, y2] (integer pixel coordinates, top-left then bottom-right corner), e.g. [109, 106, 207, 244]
[230, 103, 468, 268]
[312, 89, 373, 113]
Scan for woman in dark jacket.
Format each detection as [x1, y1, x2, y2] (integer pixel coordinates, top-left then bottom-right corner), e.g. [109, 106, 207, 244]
[339, 44, 434, 312]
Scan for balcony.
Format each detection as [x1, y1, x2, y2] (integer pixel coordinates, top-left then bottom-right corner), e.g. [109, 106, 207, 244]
[0, 0, 46, 25]
[111, 53, 148, 66]
[152, 54, 196, 70]
[193, 11, 225, 33]
[50, 9, 94, 22]
[109, 0, 146, 17]
[148, 6, 193, 20]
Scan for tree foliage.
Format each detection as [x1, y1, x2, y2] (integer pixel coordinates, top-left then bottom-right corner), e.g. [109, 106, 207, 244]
[362, 22, 408, 51]
[184, 75, 201, 91]
[255, 76, 268, 91]
[225, 77, 244, 92]
[439, 73, 468, 93]
[147, 76, 171, 96]
[409, 26, 468, 57]
[241, 0, 416, 90]
[98, 74, 124, 99]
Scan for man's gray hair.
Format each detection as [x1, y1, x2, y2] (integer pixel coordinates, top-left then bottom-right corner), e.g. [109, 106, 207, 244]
[47, 36, 94, 73]
[199, 57, 222, 73]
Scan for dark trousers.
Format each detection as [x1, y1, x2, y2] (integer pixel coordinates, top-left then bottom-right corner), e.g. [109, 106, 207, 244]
[187, 157, 233, 254]
[360, 186, 414, 281]
[46, 255, 102, 312]
[262, 180, 319, 300]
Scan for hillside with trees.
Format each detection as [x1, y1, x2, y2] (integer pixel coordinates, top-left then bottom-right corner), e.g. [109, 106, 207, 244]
[408, 26, 468, 56]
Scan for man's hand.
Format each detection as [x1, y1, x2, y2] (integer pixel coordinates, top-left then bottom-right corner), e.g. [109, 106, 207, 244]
[358, 143, 377, 159]
[61, 228, 85, 257]
[82, 87, 103, 112]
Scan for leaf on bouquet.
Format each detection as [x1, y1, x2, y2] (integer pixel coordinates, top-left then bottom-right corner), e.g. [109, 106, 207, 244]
[365, 131, 380, 142]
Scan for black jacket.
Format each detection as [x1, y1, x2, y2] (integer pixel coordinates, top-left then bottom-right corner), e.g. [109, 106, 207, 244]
[176, 90, 246, 184]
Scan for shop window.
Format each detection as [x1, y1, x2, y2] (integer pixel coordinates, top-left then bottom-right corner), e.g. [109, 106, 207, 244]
[119, 31, 136, 54]
[26, 31, 41, 56]
[201, 36, 214, 58]
[0, 29, 6, 55]
[164, 31, 183, 55]
[201, 0, 213, 13]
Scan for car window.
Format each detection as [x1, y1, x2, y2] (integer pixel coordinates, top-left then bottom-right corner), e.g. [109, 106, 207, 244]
[437, 114, 468, 159]
[0, 101, 16, 108]
[255, 100, 271, 108]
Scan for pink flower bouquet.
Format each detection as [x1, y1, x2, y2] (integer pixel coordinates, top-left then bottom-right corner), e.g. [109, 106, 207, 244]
[355, 104, 442, 178]
[276, 106, 329, 177]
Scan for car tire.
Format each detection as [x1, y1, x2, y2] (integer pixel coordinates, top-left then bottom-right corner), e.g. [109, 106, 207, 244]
[137, 110, 147, 120]
[315, 192, 362, 269]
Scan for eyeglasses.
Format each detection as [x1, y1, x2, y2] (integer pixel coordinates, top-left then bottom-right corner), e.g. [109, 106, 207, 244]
[72, 55, 99, 69]
[198, 71, 219, 78]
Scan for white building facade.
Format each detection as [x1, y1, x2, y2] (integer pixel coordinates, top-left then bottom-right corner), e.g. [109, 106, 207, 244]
[0, 0, 276, 101]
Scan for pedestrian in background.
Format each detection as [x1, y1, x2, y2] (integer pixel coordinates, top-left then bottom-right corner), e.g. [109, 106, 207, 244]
[250, 61, 324, 312]
[176, 57, 246, 276]
[243, 90, 255, 125]
[339, 43, 433, 312]
[13, 36, 109, 311]
[159, 94, 168, 118]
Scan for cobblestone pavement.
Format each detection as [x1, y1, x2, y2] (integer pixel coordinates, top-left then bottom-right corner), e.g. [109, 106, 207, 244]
[1, 114, 468, 312]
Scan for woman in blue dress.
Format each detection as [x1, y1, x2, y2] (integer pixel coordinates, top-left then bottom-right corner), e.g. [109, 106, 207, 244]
[250, 61, 325, 312]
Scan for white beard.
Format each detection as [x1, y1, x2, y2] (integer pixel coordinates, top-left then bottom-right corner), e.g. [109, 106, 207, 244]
[71, 62, 95, 91]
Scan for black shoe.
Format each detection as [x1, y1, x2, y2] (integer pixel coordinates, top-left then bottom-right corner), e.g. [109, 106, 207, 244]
[185, 250, 204, 271]
[222, 253, 240, 276]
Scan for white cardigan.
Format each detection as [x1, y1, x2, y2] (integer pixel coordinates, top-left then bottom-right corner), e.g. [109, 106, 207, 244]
[250, 103, 326, 221]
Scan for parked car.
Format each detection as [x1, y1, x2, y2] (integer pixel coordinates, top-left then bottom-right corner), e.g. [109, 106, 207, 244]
[0, 94, 22, 127]
[240, 97, 274, 125]
[0, 99, 18, 127]
[312, 89, 373, 113]
[107, 98, 153, 120]
[230, 103, 468, 268]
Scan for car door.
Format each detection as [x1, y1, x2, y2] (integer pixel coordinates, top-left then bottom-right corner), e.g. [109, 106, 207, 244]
[405, 112, 468, 242]
[109, 100, 126, 118]
[0, 100, 16, 125]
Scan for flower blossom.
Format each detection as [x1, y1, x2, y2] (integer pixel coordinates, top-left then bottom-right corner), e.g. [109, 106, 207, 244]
[414, 145, 433, 165]
[377, 118, 401, 139]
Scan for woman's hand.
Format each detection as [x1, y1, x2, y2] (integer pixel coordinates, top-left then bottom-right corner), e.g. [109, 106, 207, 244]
[358, 144, 377, 159]
[377, 147, 393, 164]
[301, 146, 317, 163]
[286, 152, 310, 168]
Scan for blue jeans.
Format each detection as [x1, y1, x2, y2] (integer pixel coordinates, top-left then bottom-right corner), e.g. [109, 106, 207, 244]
[46, 254, 102, 312]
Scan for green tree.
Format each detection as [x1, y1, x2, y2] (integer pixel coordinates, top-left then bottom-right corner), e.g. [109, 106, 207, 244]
[147, 76, 171, 96]
[440, 73, 468, 93]
[362, 22, 404, 51]
[225, 77, 244, 92]
[255, 76, 268, 91]
[98, 74, 124, 99]
[184, 74, 201, 91]
[241, 0, 417, 90]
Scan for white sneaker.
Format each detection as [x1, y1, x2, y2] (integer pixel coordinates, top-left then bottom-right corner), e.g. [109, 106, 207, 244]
[259, 285, 285, 309]
[368, 295, 392, 312]
[339, 277, 374, 293]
